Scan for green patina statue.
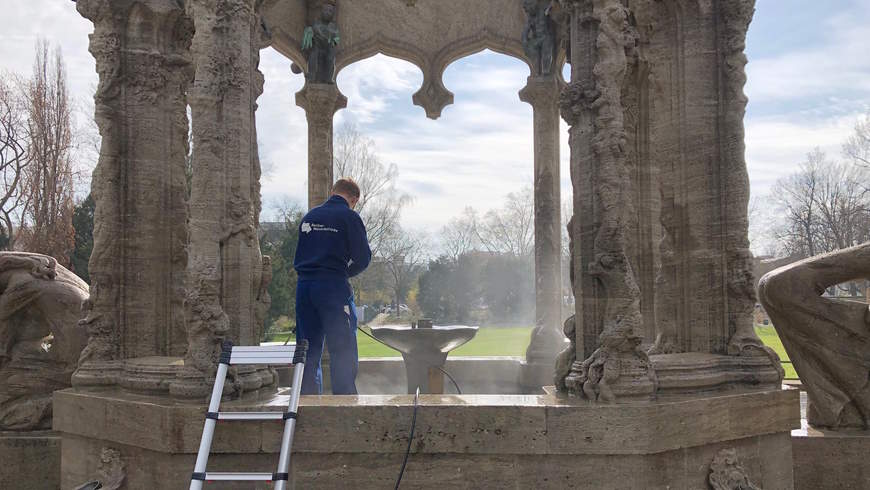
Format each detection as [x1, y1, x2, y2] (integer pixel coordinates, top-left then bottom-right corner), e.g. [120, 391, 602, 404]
[522, 0, 557, 76]
[302, 2, 340, 84]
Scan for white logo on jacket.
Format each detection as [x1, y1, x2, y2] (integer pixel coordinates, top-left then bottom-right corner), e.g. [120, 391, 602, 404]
[300, 222, 339, 234]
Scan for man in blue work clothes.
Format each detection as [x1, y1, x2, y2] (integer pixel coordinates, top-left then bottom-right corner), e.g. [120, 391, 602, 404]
[294, 178, 371, 395]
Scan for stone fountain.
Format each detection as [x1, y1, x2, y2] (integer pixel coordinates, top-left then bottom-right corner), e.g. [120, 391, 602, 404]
[371, 320, 478, 394]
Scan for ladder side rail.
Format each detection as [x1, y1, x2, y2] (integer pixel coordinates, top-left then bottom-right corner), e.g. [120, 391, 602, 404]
[189, 360, 230, 490]
[274, 342, 307, 490]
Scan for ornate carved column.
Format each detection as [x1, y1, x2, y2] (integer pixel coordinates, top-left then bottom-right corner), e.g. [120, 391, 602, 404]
[296, 83, 347, 209]
[72, 0, 192, 386]
[174, 0, 274, 396]
[519, 75, 565, 382]
[557, 0, 655, 401]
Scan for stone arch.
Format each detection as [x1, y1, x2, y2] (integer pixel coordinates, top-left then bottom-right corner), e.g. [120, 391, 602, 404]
[334, 31, 532, 120]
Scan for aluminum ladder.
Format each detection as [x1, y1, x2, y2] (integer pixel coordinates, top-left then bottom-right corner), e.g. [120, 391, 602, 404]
[189, 340, 308, 490]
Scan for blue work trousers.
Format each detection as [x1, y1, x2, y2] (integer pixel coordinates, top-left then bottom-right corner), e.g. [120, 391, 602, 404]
[295, 279, 358, 395]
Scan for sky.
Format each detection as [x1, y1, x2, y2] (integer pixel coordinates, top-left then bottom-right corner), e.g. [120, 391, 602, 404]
[2, 0, 869, 233]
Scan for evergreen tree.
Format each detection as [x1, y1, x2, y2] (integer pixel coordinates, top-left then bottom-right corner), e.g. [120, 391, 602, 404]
[70, 194, 94, 283]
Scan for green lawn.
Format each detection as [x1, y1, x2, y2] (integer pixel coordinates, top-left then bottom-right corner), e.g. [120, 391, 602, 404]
[271, 326, 534, 357]
[273, 324, 796, 378]
[754, 325, 797, 379]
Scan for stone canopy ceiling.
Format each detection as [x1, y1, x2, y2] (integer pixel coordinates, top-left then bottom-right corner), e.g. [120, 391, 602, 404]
[262, 0, 550, 118]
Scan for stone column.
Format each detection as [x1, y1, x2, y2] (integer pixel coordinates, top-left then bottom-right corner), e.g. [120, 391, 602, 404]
[296, 83, 347, 209]
[556, 0, 655, 401]
[519, 75, 565, 384]
[173, 0, 274, 396]
[295, 82, 346, 391]
[72, 0, 192, 386]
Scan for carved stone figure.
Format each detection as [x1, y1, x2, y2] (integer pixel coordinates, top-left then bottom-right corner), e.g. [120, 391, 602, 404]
[303, 1, 340, 83]
[758, 242, 870, 429]
[73, 447, 126, 490]
[522, 0, 557, 76]
[554, 314, 576, 391]
[0, 253, 88, 430]
[708, 448, 759, 490]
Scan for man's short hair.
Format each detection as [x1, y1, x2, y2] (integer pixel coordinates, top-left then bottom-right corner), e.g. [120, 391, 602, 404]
[332, 178, 361, 199]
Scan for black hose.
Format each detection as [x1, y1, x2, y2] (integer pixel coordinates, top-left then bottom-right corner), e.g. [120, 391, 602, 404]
[437, 366, 462, 395]
[395, 387, 419, 490]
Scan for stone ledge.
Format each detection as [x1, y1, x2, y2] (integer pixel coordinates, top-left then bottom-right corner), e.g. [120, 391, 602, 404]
[54, 387, 799, 456]
[793, 425, 870, 490]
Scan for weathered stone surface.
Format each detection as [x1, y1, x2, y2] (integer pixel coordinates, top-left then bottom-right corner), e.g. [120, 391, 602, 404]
[759, 242, 870, 429]
[0, 253, 88, 431]
[54, 388, 797, 489]
[73, 0, 192, 388]
[0, 431, 60, 490]
[175, 0, 273, 397]
[557, 0, 776, 400]
[792, 425, 870, 490]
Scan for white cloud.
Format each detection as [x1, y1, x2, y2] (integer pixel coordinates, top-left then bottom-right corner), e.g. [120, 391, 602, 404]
[746, 111, 866, 196]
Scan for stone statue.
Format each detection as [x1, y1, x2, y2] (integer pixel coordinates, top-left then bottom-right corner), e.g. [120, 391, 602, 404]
[0, 252, 89, 430]
[522, 0, 557, 76]
[554, 314, 576, 391]
[758, 242, 870, 429]
[302, 1, 340, 84]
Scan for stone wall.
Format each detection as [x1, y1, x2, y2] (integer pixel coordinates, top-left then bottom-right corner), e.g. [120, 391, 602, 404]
[54, 387, 799, 489]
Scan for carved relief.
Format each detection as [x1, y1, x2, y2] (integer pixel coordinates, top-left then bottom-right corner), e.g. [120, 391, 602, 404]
[559, 0, 656, 401]
[708, 448, 759, 490]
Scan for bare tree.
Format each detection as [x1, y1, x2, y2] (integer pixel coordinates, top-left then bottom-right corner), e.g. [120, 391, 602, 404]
[17, 40, 76, 265]
[771, 148, 870, 259]
[333, 123, 411, 256]
[476, 186, 534, 257]
[0, 73, 28, 248]
[843, 111, 870, 169]
[440, 207, 478, 260]
[771, 149, 825, 258]
[380, 226, 427, 309]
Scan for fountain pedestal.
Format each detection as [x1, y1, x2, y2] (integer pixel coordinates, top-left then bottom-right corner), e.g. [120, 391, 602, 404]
[370, 325, 478, 394]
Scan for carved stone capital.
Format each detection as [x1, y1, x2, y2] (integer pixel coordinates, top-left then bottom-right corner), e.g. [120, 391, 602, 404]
[295, 82, 348, 120]
[519, 74, 565, 110]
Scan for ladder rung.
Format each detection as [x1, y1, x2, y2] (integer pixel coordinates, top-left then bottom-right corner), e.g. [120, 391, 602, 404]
[202, 472, 275, 481]
[229, 356, 295, 365]
[233, 345, 298, 352]
[217, 411, 286, 421]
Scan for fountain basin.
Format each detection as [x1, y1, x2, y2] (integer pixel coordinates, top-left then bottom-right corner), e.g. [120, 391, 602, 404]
[370, 325, 478, 394]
